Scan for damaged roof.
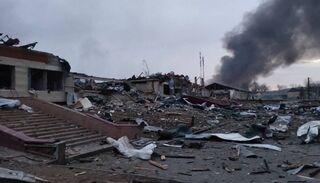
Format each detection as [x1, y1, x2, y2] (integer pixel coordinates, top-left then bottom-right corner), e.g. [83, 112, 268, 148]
[0, 44, 71, 72]
[205, 82, 250, 93]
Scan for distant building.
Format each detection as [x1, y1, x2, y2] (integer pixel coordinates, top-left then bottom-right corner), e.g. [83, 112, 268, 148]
[0, 44, 74, 102]
[205, 82, 251, 100]
[255, 87, 305, 101]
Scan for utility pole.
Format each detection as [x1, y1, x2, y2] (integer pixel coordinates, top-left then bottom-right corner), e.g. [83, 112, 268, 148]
[307, 77, 310, 100]
[199, 52, 202, 82]
[199, 52, 205, 87]
[202, 56, 205, 82]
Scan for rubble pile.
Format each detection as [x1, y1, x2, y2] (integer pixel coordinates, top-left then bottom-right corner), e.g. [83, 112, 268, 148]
[57, 78, 320, 182]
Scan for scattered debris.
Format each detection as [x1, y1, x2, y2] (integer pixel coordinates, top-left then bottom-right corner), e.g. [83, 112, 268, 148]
[159, 124, 192, 140]
[19, 104, 34, 113]
[136, 118, 163, 132]
[74, 171, 86, 176]
[0, 167, 49, 183]
[287, 161, 320, 175]
[74, 97, 93, 111]
[148, 160, 168, 170]
[177, 172, 192, 176]
[222, 162, 234, 173]
[239, 111, 257, 118]
[236, 146, 257, 158]
[269, 115, 292, 132]
[250, 159, 271, 174]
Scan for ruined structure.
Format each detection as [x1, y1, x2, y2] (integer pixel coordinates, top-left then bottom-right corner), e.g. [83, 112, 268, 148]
[205, 82, 251, 100]
[0, 43, 73, 102]
[128, 73, 192, 96]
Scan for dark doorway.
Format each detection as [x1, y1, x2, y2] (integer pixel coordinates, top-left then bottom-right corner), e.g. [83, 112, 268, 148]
[47, 71, 63, 91]
[0, 64, 14, 89]
[30, 69, 45, 90]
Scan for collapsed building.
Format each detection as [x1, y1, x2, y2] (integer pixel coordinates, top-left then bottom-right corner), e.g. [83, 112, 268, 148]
[0, 42, 73, 102]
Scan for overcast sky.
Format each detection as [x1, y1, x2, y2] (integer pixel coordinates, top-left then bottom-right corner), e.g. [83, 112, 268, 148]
[1, 0, 319, 89]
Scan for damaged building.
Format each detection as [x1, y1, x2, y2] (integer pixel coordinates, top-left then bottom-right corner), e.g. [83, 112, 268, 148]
[204, 82, 251, 100]
[128, 73, 192, 96]
[0, 43, 73, 102]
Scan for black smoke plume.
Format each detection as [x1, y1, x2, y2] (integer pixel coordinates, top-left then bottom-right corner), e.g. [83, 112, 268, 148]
[215, 0, 320, 89]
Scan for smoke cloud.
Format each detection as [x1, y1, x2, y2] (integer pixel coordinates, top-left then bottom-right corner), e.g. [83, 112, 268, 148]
[215, 0, 320, 89]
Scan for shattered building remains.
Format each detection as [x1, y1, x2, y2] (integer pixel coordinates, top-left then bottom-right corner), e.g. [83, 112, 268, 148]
[0, 41, 73, 102]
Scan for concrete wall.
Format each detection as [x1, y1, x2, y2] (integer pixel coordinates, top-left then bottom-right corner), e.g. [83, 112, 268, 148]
[230, 90, 249, 100]
[0, 56, 71, 102]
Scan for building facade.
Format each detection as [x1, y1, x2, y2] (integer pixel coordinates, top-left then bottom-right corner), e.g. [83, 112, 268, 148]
[0, 45, 74, 102]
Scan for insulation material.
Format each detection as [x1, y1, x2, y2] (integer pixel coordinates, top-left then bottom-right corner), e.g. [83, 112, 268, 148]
[0, 98, 21, 108]
[107, 136, 156, 160]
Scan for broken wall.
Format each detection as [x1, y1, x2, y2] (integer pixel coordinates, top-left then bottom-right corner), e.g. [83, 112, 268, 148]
[0, 56, 72, 102]
[132, 80, 161, 94]
[230, 90, 250, 100]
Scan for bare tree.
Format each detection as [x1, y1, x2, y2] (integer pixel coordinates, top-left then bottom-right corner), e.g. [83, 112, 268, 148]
[250, 81, 270, 92]
[277, 84, 287, 90]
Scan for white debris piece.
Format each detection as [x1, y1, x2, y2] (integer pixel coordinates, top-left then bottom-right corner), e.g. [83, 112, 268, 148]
[264, 105, 280, 111]
[269, 115, 292, 132]
[135, 118, 163, 132]
[79, 97, 93, 110]
[107, 136, 156, 160]
[297, 121, 320, 143]
[205, 104, 215, 111]
[143, 125, 163, 132]
[0, 98, 21, 108]
[135, 118, 148, 126]
[185, 133, 261, 142]
[239, 111, 257, 118]
[74, 97, 93, 111]
[234, 144, 282, 152]
[19, 104, 34, 113]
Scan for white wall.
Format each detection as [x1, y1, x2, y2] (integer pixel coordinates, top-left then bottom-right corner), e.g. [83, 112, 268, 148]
[0, 56, 71, 102]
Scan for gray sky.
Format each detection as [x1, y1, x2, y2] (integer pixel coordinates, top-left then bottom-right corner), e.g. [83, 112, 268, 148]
[2, 0, 319, 89]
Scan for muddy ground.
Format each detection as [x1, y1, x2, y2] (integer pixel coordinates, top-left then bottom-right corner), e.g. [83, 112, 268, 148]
[1, 99, 320, 183]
